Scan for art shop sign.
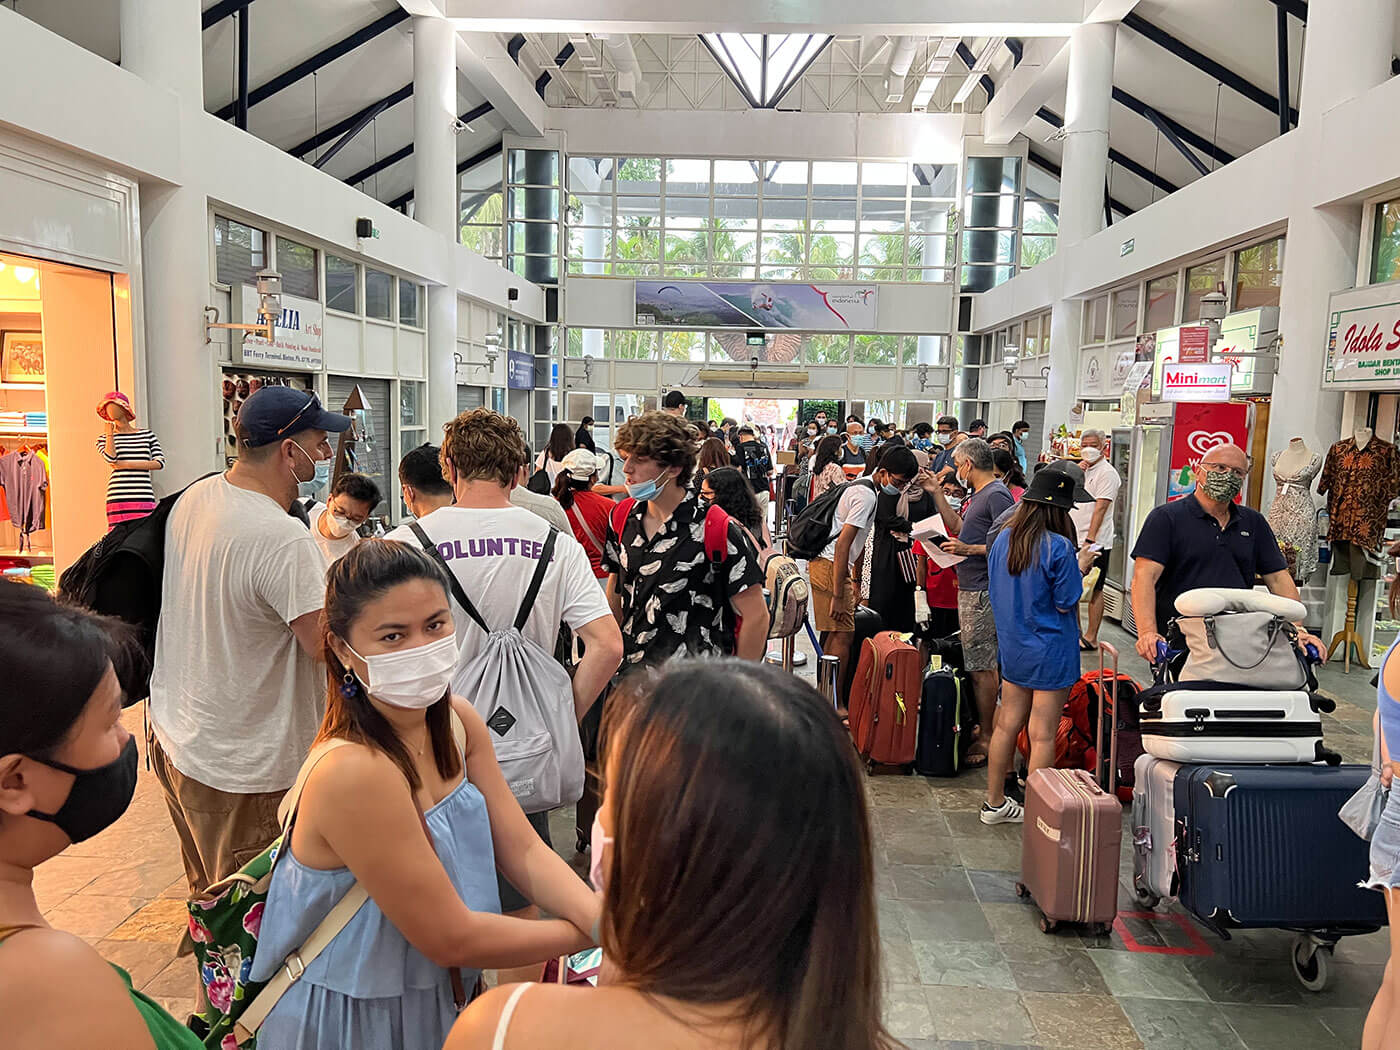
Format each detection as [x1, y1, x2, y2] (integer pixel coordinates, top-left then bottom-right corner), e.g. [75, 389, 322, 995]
[1323, 283, 1400, 389]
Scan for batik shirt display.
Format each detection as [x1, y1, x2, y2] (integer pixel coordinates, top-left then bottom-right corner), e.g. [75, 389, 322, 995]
[1316, 436, 1400, 551]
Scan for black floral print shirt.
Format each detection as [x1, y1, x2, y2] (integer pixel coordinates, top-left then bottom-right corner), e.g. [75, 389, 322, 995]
[602, 490, 765, 670]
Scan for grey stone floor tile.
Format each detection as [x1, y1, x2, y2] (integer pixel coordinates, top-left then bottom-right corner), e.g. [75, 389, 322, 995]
[911, 939, 1016, 990]
[899, 899, 996, 944]
[884, 982, 937, 1041]
[1010, 951, 1111, 996]
[891, 864, 978, 902]
[1317, 1006, 1370, 1044]
[966, 868, 1023, 904]
[1089, 952, 1209, 1002]
[1182, 956, 1310, 1007]
[925, 986, 1039, 1044]
[1116, 997, 1246, 1050]
[1020, 992, 1142, 1049]
[1221, 1004, 1348, 1049]
[882, 927, 922, 985]
[886, 829, 965, 866]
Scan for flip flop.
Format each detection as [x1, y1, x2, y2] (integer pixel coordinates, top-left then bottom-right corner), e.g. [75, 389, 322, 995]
[963, 751, 989, 769]
[1079, 637, 1097, 652]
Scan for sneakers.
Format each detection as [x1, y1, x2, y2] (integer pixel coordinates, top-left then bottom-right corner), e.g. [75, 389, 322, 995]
[980, 797, 1024, 825]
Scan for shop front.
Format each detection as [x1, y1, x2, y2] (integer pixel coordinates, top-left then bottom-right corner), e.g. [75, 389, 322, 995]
[0, 131, 144, 581]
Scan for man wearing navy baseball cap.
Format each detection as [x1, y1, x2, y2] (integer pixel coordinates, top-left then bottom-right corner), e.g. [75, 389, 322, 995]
[147, 385, 352, 979]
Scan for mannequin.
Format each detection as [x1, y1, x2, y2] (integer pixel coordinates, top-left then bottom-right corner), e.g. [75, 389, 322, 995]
[1317, 429, 1400, 582]
[1355, 425, 1374, 451]
[95, 391, 164, 529]
[1267, 437, 1322, 583]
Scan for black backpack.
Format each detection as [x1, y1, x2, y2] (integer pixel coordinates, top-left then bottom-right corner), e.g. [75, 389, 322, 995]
[58, 475, 214, 705]
[785, 478, 874, 561]
[527, 466, 552, 494]
[736, 440, 772, 488]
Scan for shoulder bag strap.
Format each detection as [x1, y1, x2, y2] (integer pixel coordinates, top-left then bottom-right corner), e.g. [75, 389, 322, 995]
[515, 527, 559, 631]
[409, 522, 490, 633]
[566, 501, 604, 554]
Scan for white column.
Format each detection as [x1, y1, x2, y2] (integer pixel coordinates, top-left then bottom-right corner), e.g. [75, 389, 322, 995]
[581, 202, 605, 359]
[415, 15, 461, 437]
[1265, 0, 1397, 478]
[121, 0, 217, 484]
[1044, 22, 1115, 428]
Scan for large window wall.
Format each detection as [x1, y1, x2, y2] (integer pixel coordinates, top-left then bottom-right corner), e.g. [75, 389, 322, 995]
[563, 157, 957, 282]
[565, 329, 948, 366]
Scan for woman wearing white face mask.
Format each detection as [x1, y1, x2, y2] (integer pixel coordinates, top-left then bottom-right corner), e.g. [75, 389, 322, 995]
[248, 540, 598, 1050]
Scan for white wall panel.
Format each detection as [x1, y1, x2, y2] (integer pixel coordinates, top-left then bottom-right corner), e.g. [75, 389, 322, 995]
[398, 329, 427, 379]
[324, 314, 361, 372]
[364, 321, 396, 375]
[563, 276, 637, 328]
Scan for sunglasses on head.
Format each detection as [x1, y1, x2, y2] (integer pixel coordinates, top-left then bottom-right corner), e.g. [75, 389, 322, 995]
[276, 393, 321, 437]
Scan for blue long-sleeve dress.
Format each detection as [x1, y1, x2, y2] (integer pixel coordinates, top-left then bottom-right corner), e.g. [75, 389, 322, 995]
[988, 529, 1082, 690]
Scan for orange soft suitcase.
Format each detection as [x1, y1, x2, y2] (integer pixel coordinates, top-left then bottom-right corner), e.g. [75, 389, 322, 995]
[1016, 767, 1123, 935]
[848, 630, 922, 771]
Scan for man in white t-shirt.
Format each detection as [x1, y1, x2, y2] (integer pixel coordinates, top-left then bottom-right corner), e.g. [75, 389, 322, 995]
[807, 446, 918, 711]
[384, 408, 622, 939]
[1072, 428, 1123, 647]
[509, 442, 571, 532]
[306, 471, 380, 568]
[148, 387, 350, 908]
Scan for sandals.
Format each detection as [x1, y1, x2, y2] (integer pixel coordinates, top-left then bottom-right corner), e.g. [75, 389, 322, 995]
[1079, 637, 1097, 652]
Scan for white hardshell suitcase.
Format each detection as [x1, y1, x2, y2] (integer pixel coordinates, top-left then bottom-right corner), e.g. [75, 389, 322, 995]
[1130, 753, 1181, 908]
[1138, 688, 1333, 765]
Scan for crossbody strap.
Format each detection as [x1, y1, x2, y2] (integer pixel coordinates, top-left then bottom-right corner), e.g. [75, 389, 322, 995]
[566, 502, 605, 554]
[515, 528, 559, 631]
[409, 522, 490, 633]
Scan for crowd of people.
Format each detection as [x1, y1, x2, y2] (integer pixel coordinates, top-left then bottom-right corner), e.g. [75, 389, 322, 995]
[0, 386, 1366, 1050]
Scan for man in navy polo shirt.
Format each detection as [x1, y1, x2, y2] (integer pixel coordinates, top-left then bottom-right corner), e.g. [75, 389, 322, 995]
[1129, 442, 1326, 662]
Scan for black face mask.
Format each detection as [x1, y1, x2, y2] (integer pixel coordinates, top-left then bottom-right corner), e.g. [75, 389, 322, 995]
[26, 735, 139, 843]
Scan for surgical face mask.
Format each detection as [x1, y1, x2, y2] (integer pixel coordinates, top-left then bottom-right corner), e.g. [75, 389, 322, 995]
[1201, 468, 1244, 502]
[26, 735, 139, 843]
[626, 469, 671, 502]
[1080, 446, 1103, 465]
[826, 425, 838, 436]
[807, 428, 818, 438]
[344, 634, 458, 710]
[946, 495, 963, 511]
[589, 813, 615, 893]
[326, 513, 358, 539]
[936, 432, 953, 446]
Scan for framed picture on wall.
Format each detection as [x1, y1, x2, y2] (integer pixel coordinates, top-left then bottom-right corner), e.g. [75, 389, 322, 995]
[1, 332, 44, 384]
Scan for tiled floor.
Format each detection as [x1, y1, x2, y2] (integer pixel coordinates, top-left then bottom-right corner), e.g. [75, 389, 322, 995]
[40, 621, 1388, 1047]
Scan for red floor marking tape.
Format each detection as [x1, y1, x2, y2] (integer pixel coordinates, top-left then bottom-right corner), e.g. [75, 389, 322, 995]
[1113, 910, 1215, 956]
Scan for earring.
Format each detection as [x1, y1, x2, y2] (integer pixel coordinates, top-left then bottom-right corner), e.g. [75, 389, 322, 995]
[340, 671, 358, 699]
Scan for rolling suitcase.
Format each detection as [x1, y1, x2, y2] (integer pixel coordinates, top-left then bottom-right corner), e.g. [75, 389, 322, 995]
[1174, 763, 1387, 935]
[914, 665, 970, 777]
[1016, 767, 1122, 934]
[1130, 753, 1181, 908]
[1140, 687, 1338, 765]
[848, 631, 921, 770]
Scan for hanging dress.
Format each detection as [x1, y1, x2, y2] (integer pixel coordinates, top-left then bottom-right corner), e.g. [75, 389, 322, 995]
[1265, 449, 1322, 583]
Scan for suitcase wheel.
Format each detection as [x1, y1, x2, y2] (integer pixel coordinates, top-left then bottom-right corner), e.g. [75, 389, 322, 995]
[1291, 935, 1335, 992]
[1038, 915, 1060, 935]
[1132, 881, 1161, 911]
[1014, 882, 1029, 899]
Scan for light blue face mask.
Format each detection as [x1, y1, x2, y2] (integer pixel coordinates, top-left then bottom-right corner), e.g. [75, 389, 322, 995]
[626, 471, 671, 502]
[880, 476, 903, 496]
[299, 460, 331, 499]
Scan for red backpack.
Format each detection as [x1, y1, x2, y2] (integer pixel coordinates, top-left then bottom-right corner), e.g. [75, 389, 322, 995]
[1017, 669, 1141, 801]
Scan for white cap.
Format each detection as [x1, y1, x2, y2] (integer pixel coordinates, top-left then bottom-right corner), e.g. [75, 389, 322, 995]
[560, 447, 601, 481]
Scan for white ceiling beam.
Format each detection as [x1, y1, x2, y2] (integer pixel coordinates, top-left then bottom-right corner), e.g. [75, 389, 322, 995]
[453, 30, 547, 136]
[980, 36, 1071, 144]
[1082, 0, 1142, 23]
[440, 0, 1088, 36]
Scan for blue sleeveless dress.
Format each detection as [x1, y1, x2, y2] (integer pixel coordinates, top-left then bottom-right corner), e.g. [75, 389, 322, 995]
[248, 771, 501, 1049]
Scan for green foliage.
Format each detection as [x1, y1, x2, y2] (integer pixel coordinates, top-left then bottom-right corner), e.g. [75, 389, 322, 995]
[799, 399, 842, 424]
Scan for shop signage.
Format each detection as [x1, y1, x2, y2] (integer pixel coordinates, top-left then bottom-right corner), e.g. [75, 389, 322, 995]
[634, 280, 878, 330]
[1178, 326, 1211, 362]
[1162, 362, 1232, 402]
[236, 288, 322, 371]
[1167, 401, 1251, 502]
[1077, 345, 1107, 398]
[1322, 284, 1400, 389]
[506, 350, 534, 390]
[1212, 308, 1276, 395]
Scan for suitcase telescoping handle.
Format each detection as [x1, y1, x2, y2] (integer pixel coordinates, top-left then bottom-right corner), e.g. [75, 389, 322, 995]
[1098, 641, 1119, 796]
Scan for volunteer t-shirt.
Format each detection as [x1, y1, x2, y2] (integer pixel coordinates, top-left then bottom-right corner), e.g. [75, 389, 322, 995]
[819, 480, 879, 561]
[306, 502, 359, 568]
[385, 505, 612, 693]
[148, 475, 327, 794]
[1070, 457, 1123, 549]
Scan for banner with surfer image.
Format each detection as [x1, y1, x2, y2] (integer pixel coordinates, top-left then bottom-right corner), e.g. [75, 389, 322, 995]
[634, 280, 878, 330]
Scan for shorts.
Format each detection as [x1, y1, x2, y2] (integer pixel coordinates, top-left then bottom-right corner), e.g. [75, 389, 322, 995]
[1088, 547, 1112, 595]
[497, 808, 553, 913]
[957, 588, 999, 672]
[810, 556, 856, 632]
[1365, 790, 1400, 892]
[1330, 539, 1387, 579]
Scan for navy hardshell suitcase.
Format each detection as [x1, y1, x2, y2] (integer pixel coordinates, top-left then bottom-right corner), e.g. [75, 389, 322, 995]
[1174, 763, 1387, 935]
[915, 667, 970, 777]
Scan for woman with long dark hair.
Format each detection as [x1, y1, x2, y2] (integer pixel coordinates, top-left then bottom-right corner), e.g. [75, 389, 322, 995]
[810, 434, 847, 499]
[981, 469, 1084, 825]
[701, 466, 768, 549]
[449, 661, 898, 1050]
[554, 448, 612, 578]
[575, 416, 597, 453]
[0, 583, 204, 1050]
[536, 423, 576, 484]
[993, 447, 1027, 500]
[248, 541, 597, 1048]
[697, 436, 733, 478]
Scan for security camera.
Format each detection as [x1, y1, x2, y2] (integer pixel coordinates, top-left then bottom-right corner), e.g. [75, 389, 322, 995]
[451, 118, 472, 135]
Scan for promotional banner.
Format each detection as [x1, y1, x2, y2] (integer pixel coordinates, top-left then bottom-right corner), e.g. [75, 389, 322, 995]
[1178, 326, 1211, 362]
[634, 280, 877, 330]
[1167, 401, 1250, 501]
[1162, 362, 1233, 402]
[506, 350, 534, 390]
[236, 289, 323, 371]
[1323, 284, 1400, 389]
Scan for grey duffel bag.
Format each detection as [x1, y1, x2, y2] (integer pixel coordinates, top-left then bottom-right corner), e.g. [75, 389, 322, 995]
[1173, 610, 1310, 690]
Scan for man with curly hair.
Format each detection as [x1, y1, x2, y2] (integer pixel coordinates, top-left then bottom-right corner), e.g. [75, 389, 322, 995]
[604, 411, 769, 672]
[385, 408, 622, 936]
